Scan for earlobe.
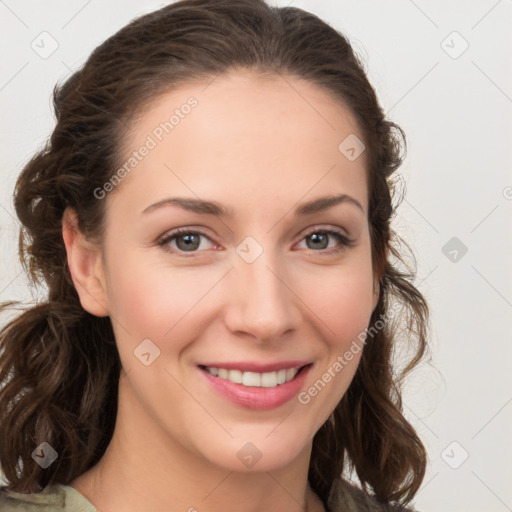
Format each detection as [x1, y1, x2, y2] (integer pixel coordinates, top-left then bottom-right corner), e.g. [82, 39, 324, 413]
[62, 207, 109, 317]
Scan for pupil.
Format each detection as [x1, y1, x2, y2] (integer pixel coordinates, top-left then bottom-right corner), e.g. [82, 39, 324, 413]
[309, 233, 327, 250]
[177, 234, 199, 251]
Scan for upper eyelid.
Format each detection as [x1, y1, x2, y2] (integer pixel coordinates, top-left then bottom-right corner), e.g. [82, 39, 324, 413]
[300, 224, 350, 238]
[158, 226, 216, 244]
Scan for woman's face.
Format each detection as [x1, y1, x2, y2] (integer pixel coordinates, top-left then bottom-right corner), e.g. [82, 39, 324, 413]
[90, 70, 379, 472]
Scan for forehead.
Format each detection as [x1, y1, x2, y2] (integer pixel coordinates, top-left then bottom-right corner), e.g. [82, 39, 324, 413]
[108, 69, 368, 218]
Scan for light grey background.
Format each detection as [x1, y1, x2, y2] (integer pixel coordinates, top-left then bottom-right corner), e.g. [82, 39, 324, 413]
[1, 1, 511, 510]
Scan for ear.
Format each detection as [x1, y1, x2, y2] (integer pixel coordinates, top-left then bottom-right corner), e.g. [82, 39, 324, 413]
[62, 207, 109, 317]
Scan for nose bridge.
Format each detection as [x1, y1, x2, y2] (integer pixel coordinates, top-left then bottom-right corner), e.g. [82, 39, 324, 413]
[224, 243, 301, 341]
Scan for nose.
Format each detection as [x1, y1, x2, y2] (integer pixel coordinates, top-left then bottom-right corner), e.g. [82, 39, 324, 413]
[223, 249, 302, 343]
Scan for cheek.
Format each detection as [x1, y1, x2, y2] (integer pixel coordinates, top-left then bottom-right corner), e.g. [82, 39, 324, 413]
[296, 256, 374, 409]
[104, 255, 225, 352]
[301, 259, 375, 343]
[296, 269, 371, 425]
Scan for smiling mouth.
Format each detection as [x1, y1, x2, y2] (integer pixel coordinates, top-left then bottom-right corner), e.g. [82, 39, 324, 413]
[198, 364, 311, 388]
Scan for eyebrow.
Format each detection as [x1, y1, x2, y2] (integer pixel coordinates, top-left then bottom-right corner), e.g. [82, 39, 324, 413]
[141, 193, 364, 217]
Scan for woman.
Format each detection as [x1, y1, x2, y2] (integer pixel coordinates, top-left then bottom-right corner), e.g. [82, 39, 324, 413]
[0, 1, 429, 510]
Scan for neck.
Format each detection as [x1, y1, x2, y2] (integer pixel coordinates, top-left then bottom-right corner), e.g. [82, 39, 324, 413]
[70, 373, 325, 512]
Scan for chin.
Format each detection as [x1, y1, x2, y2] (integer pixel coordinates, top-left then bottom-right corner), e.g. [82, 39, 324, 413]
[195, 425, 313, 474]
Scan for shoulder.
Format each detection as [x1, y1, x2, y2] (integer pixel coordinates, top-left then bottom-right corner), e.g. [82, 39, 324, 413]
[0, 484, 66, 511]
[327, 478, 418, 512]
[0, 484, 97, 512]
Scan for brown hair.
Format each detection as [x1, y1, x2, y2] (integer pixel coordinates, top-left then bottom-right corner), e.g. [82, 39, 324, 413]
[0, 0, 429, 507]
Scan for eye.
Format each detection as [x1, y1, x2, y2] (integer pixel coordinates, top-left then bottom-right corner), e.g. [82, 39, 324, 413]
[157, 226, 355, 257]
[296, 227, 355, 254]
[157, 228, 216, 255]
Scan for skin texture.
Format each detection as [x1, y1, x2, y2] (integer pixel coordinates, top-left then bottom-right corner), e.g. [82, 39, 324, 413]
[62, 70, 379, 512]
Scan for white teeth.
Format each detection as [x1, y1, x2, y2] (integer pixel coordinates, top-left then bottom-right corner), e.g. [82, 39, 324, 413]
[261, 371, 277, 388]
[286, 368, 298, 381]
[242, 371, 261, 387]
[205, 366, 301, 388]
[228, 369, 243, 384]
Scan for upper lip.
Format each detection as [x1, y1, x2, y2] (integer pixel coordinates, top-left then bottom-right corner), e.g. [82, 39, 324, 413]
[199, 361, 312, 373]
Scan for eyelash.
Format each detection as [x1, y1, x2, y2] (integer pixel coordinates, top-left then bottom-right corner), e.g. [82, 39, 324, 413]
[157, 226, 355, 257]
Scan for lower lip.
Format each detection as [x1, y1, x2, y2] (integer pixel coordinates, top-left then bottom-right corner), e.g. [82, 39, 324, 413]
[199, 365, 312, 410]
